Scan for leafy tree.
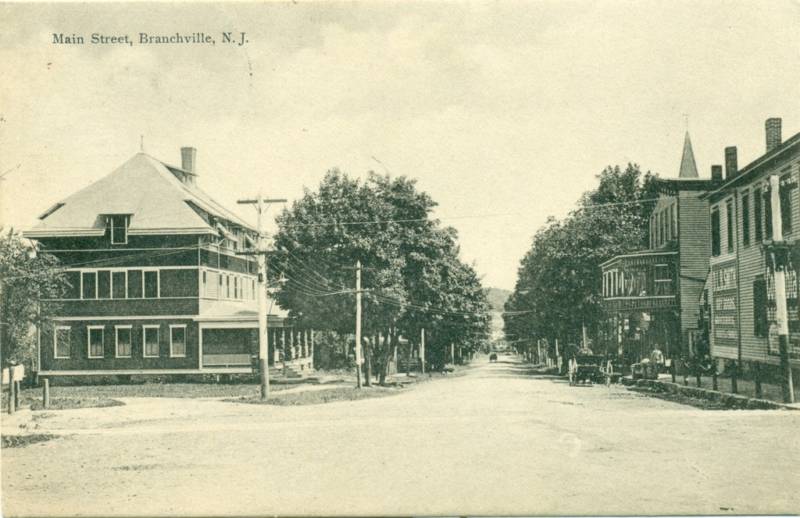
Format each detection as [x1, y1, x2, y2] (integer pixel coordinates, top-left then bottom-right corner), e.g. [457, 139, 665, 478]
[272, 170, 491, 384]
[504, 164, 658, 356]
[0, 229, 69, 368]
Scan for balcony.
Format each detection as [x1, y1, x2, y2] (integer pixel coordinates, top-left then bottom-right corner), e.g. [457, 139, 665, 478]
[601, 250, 678, 312]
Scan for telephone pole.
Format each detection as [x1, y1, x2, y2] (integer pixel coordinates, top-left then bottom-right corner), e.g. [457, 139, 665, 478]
[767, 175, 795, 403]
[355, 260, 363, 389]
[237, 193, 287, 400]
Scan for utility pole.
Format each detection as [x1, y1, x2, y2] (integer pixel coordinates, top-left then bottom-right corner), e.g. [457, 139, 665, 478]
[237, 193, 287, 400]
[355, 260, 363, 389]
[768, 175, 795, 403]
[582, 322, 588, 350]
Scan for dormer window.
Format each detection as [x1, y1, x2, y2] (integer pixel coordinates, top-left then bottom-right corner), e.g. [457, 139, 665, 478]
[108, 215, 129, 244]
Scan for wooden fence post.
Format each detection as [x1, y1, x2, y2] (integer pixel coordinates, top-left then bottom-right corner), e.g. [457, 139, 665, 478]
[43, 378, 50, 409]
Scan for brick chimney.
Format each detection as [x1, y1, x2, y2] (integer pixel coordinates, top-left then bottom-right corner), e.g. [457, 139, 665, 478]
[711, 165, 723, 182]
[725, 146, 738, 180]
[766, 118, 782, 152]
[180, 147, 198, 186]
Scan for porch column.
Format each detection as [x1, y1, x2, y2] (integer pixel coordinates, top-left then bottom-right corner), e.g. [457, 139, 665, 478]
[272, 329, 279, 364]
[281, 329, 286, 362]
[298, 330, 304, 358]
[290, 329, 296, 360]
[304, 330, 309, 358]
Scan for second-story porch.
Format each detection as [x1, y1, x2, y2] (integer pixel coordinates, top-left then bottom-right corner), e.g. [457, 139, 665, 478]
[600, 249, 681, 362]
[601, 250, 678, 312]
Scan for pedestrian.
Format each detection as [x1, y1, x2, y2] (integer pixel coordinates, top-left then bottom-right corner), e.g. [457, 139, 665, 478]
[649, 345, 664, 378]
[568, 356, 577, 385]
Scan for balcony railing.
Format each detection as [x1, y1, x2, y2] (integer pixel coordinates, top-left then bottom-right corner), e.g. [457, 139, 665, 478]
[601, 250, 678, 311]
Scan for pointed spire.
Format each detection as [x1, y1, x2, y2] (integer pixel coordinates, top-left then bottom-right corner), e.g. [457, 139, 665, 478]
[678, 131, 699, 178]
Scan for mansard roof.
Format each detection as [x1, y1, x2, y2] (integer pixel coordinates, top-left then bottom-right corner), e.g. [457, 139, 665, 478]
[25, 153, 254, 238]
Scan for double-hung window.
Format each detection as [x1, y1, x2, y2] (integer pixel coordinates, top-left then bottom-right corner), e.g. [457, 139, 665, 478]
[765, 186, 773, 239]
[112, 271, 127, 299]
[780, 174, 793, 234]
[170, 325, 187, 358]
[82, 271, 97, 299]
[753, 276, 768, 338]
[115, 326, 132, 358]
[654, 264, 672, 296]
[97, 270, 111, 299]
[109, 215, 129, 245]
[741, 191, 751, 247]
[726, 199, 735, 253]
[54, 326, 71, 359]
[143, 270, 159, 298]
[711, 207, 721, 257]
[754, 190, 763, 242]
[143, 326, 160, 358]
[87, 326, 104, 359]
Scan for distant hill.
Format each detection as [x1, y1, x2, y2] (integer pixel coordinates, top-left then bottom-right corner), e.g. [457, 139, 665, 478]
[485, 287, 512, 312]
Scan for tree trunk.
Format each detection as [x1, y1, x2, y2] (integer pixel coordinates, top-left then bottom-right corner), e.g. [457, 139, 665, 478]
[364, 337, 372, 387]
[406, 335, 413, 376]
[379, 329, 395, 386]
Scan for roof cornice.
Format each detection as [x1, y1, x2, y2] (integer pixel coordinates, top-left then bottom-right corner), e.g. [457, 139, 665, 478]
[23, 229, 106, 238]
[702, 131, 800, 201]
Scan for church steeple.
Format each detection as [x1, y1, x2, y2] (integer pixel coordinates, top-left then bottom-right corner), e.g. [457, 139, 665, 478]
[678, 131, 699, 178]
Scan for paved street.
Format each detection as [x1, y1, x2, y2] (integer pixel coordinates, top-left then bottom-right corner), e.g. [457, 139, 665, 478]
[3, 355, 799, 516]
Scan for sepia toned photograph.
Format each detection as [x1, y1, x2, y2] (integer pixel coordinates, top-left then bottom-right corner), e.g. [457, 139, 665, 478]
[1, 1, 799, 516]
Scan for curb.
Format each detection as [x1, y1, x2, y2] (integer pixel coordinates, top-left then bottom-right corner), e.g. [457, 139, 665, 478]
[621, 377, 797, 410]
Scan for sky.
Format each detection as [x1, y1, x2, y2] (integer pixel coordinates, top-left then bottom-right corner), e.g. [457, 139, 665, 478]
[1, 1, 799, 290]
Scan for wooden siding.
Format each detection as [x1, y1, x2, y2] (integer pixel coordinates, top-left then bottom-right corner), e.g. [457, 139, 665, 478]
[709, 192, 740, 360]
[735, 154, 800, 366]
[43, 298, 199, 317]
[38, 235, 200, 251]
[41, 319, 199, 371]
[49, 249, 199, 268]
[677, 191, 711, 336]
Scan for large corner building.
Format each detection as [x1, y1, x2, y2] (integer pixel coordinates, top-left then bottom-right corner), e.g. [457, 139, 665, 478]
[24, 148, 314, 378]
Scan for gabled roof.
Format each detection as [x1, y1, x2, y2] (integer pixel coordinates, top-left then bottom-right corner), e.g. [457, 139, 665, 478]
[678, 132, 699, 178]
[25, 153, 254, 238]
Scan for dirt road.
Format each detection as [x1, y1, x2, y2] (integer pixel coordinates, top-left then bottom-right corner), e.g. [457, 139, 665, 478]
[3, 355, 799, 516]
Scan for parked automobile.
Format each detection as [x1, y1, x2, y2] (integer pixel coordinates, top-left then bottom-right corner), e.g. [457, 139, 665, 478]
[573, 354, 606, 384]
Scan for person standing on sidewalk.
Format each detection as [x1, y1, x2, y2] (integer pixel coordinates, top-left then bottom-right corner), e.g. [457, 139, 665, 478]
[568, 356, 577, 385]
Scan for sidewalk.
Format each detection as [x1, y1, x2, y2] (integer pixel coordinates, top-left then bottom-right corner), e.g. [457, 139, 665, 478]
[621, 374, 800, 410]
[656, 372, 800, 405]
